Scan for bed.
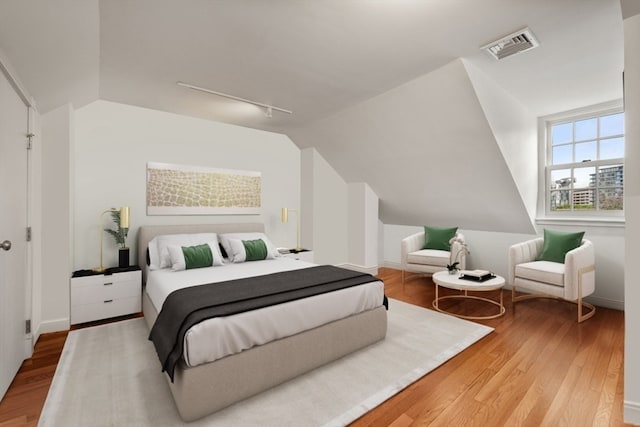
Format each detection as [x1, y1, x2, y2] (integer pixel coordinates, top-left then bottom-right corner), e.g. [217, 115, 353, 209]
[137, 223, 388, 422]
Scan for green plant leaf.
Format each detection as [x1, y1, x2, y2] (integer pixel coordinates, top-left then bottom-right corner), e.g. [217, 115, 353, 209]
[104, 209, 127, 248]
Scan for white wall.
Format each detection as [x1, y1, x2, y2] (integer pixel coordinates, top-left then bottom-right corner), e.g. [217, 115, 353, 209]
[348, 183, 378, 272]
[39, 104, 73, 334]
[464, 59, 538, 228]
[289, 59, 534, 234]
[382, 223, 624, 310]
[73, 100, 300, 270]
[300, 147, 349, 265]
[624, 12, 640, 425]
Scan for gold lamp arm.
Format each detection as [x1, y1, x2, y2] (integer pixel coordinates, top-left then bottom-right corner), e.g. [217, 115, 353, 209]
[95, 209, 113, 272]
[120, 206, 130, 247]
[281, 207, 301, 251]
[94, 206, 130, 272]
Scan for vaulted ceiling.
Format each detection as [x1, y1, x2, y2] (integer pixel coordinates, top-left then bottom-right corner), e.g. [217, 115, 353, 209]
[0, 0, 625, 232]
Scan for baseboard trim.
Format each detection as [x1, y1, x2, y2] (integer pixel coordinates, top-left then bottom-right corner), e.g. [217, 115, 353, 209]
[36, 318, 70, 341]
[24, 333, 33, 358]
[380, 261, 624, 311]
[624, 400, 640, 424]
[337, 263, 378, 275]
[584, 295, 624, 311]
[381, 261, 401, 270]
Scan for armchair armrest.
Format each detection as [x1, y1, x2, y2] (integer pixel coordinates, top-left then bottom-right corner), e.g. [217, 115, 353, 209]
[564, 239, 595, 301]
[508, 237, 543, 285]
[401, 232, 424, 269]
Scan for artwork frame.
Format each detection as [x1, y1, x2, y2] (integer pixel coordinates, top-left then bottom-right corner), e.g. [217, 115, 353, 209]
[146, 162, 261, 215]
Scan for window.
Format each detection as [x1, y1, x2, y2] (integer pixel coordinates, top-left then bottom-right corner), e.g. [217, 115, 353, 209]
[546, 107, 624, 215]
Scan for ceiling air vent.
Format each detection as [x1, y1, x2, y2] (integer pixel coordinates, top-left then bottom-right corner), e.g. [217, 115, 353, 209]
[481, 27, 539, 60]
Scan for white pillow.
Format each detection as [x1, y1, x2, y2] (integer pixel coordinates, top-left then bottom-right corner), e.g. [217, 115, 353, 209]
[218, 232, 279, 260]
[228, 238, 276, 263]
[149, 233, 219, 270]
[167, 242, 224, 271]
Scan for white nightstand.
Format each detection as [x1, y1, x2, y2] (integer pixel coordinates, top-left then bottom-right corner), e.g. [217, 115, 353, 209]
[70, 269, 142, 324]
[280, 249, 314, 263]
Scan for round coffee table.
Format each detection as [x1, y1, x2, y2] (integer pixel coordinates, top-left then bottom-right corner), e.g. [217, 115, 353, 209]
[432, 270, 506, 320]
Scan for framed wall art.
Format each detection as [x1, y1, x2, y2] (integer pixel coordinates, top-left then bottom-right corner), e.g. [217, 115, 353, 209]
[146, 162, 261, 215]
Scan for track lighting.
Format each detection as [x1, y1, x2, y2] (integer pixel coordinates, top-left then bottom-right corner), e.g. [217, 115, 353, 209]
[177, 82, 292, 118]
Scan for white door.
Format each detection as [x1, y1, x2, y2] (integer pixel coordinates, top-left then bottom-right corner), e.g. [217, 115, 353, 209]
[0, 70, 29, 400]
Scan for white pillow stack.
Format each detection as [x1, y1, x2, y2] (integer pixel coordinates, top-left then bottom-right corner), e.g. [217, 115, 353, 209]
[227, 238, 276, 263]
[218, 232, 279, 261]
[148, 233, 223, 270]
[166, 242, 224, 271]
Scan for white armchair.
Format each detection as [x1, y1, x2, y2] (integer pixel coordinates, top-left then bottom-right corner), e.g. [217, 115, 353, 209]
[401, 231, 467, 284]
[509, 237, 595, 322]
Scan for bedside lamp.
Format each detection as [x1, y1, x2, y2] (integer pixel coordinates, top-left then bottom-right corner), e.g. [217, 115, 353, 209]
[94, 206, 130, 272]
[281, 207, 301, 251]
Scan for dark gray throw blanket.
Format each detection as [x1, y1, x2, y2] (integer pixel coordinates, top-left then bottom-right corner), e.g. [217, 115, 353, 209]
[149, 265, 387, 381]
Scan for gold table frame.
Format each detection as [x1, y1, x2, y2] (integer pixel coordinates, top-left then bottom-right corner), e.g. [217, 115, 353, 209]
[432, 271, 506, 320]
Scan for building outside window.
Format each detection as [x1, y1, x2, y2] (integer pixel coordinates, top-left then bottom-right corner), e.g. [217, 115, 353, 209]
[546, 106, 624, 216]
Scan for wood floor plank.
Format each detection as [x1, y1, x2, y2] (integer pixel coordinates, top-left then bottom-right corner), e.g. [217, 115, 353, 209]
[0, 268, 630, 426]
[351, 268, 630, 427]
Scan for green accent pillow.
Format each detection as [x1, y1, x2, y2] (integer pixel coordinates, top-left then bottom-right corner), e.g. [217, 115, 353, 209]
[243, 239, 268, 261]
[536, 229, 585, 263]
[422, 226, 458, 251]
[182, 244, 214, 270]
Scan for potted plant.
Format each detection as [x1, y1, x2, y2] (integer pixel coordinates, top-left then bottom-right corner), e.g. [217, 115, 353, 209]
[105, 209, 130, 268]
[446, 236, 469, 275]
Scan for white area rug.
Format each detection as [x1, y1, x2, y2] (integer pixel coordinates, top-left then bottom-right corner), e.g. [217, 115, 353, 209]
[38, 299, 492, 427]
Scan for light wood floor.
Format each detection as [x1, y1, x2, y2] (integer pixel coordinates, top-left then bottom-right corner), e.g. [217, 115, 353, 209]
[0, 268, 629, 426]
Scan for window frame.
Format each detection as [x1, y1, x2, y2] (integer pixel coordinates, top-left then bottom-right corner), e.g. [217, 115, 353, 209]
[539, 100, 624, 220]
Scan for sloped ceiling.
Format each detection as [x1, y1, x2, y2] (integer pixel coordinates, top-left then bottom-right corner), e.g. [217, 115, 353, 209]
[0, 1, 623, 123]
[0, 0, 624, 233]
[0, 0, 99, 112]
[289, 59, 536, 233]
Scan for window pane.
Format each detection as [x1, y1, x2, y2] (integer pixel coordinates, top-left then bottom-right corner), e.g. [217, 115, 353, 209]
[573, 189, 595, 210]
[552, 145, 572, 165]
[575, 141, 596, 163]
[600, 137, 624, 160]
[600, 113, 624, 137]
[575, 118, 597, 141]
[546, 108, 624, 214]
[550, 169, 572, 189]
[552, 123, 573, 145]
[574, 166, 595, 189]
[599, 188, 623, 210]
[550, 190, 571, 211]
[597, 164, 624, 187]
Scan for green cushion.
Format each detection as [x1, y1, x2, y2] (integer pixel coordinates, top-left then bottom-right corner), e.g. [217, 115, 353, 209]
[182, 244, 213, 269]
[243, 239, 268, 261]
[536, 229, 585, 263]
[422, 226, 458, 251]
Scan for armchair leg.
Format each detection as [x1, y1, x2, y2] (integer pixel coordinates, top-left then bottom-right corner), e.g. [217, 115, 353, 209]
[577, 299, 596, 323]
[577, 265, 596, 323]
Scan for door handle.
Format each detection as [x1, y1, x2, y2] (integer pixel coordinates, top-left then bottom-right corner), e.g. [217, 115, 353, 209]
[1, 240, 11, 251]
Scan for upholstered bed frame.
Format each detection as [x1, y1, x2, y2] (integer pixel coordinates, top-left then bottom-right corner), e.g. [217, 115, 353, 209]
[137, 223, 388, 422]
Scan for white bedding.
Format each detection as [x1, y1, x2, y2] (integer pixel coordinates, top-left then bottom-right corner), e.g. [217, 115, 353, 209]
[145, 258, 385, 367]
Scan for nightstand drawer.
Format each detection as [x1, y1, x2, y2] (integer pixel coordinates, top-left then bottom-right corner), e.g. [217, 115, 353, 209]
[71, 278, 139, 305]
[280, 250, 314, 263]
[70, 269, 142, 324]
[70, 295, 141, 324]
[71, 270, 140, 288]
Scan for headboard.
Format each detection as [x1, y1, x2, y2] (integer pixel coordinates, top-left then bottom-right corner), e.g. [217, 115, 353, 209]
[137, 223, 265, 284]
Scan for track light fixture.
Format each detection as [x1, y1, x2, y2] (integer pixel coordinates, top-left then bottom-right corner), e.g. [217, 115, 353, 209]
[177, 82, 292, 118]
